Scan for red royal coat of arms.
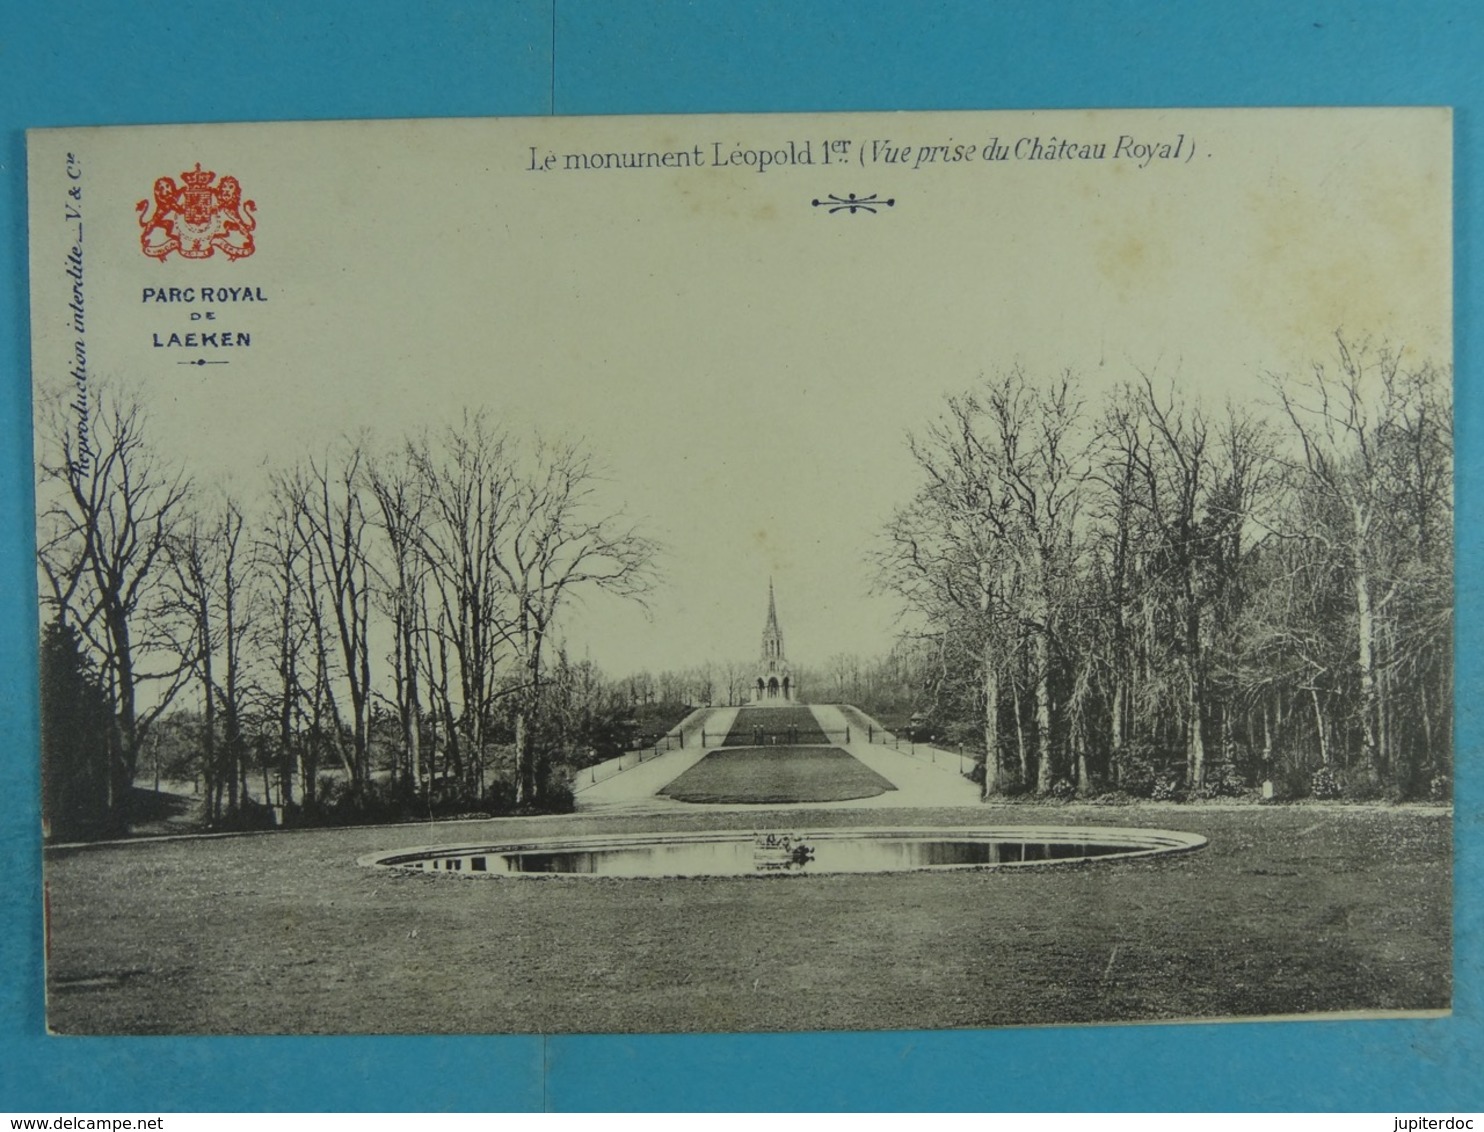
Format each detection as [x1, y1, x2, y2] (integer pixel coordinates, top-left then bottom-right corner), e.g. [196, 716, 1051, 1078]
[137, 163, 257, 262]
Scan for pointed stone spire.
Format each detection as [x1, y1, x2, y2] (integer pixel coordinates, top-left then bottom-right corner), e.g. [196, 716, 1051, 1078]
[754, 578, 792, 700]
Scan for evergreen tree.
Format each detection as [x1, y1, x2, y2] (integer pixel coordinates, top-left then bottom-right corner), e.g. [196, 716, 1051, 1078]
[40, 619, 117, 840]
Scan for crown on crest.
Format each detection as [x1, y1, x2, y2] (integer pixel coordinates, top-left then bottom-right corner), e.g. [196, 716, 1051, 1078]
[180, 163, 215, 188]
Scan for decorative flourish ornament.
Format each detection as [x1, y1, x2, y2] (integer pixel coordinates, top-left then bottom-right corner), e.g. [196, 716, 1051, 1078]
[810, 192, 895, 215]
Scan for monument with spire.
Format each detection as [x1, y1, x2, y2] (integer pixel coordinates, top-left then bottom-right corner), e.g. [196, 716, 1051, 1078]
[753, 579, 794, 702]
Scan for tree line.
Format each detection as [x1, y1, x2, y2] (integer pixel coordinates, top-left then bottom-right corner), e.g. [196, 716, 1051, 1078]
[38, 397, 660, 837]
[875, 339, 1452, 802]
[35, 335, 1452, 836]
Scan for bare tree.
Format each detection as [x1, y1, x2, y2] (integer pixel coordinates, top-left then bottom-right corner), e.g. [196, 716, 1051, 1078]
[1273, 336, 1452, 786]
[1088, 396, 1148, 778]
[36, 391, 193, 814]
[367, 457, 430, 792]
[257, 482, 315, 808]
[217, 499, 253, 813]
[164, 497, 254, 823]
[879, 369, 1088, 795]
[719, 659, 751, 706]
[1122, 374, 1214, 788]
[878, 340, 1448, 802]
[692, 661, 718, 706]
[407, 413, 517, 793]
[490, 437, 660, 803]
[279, 446, 376, 798]
[878, 463, 1013, 795]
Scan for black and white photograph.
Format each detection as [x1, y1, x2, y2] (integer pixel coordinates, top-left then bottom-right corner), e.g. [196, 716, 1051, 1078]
[28, 107, 1452, 1034]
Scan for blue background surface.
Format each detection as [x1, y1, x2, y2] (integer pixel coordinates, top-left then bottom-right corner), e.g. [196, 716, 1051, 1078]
[1, 0, 1478, 1112]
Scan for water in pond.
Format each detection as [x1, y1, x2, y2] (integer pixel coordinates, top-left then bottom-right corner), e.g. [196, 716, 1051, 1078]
[361, 827, 1205, 879]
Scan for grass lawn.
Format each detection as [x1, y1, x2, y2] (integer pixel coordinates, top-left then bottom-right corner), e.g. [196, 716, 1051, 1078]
[42, 803, 1450, 1034]
[658, 746, 897, 803]
[723, 705, 831, 745]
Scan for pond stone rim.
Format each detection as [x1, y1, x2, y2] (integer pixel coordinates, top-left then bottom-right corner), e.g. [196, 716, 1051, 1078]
[358, 824, 1209, 876]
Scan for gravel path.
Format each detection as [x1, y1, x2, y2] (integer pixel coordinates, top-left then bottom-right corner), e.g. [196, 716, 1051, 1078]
[574, 706, 739, 810]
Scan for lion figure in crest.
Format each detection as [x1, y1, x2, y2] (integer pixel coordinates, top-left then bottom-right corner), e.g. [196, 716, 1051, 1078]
[136, 164, 256, 262]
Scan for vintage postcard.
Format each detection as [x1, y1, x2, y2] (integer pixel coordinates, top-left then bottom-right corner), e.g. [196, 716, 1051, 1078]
[28, 109, 1451, 1034]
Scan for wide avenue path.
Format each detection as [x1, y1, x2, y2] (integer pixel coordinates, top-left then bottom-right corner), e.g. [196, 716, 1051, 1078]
[573, 706, 738, 809]
[576, 702, 981, 814]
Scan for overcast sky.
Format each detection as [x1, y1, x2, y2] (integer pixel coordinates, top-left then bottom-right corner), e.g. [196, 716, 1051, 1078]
[30, 108, 1451, 679]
